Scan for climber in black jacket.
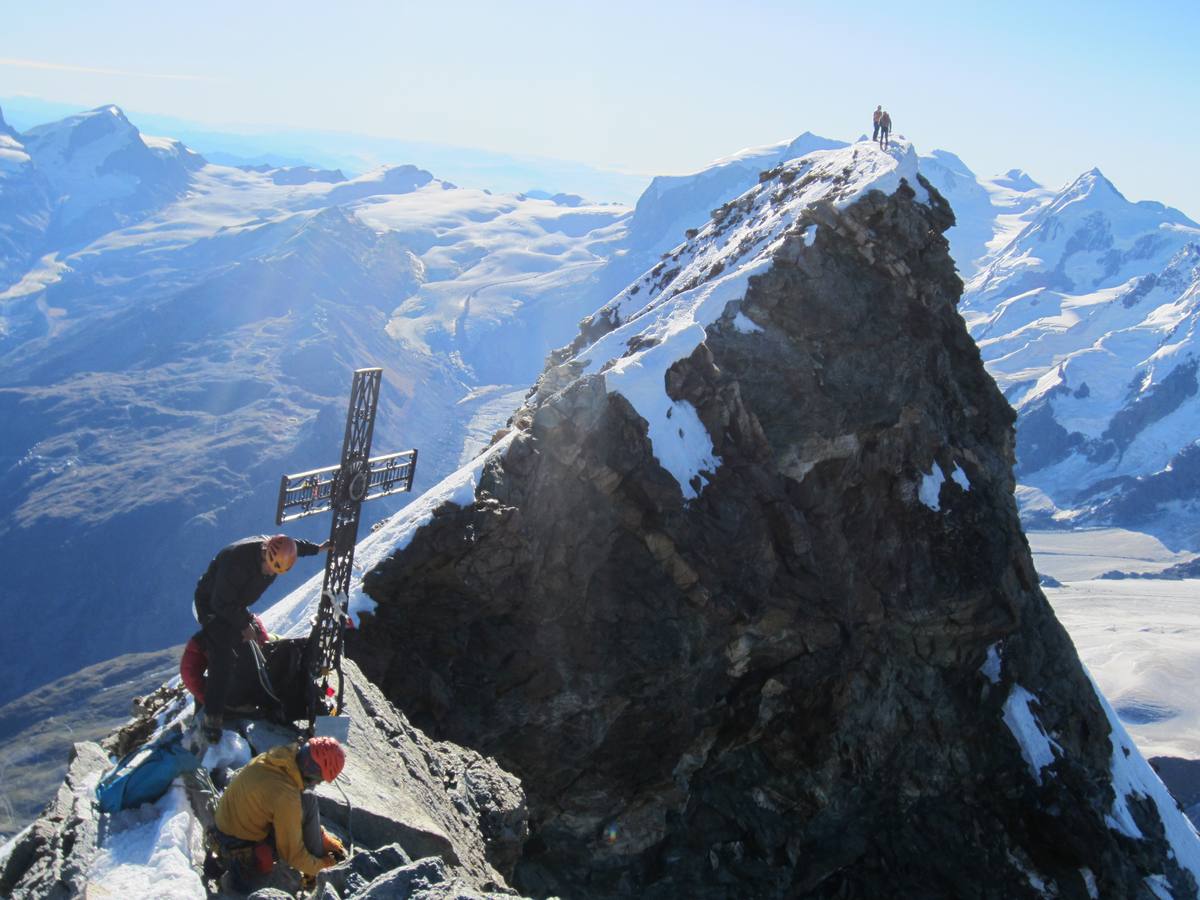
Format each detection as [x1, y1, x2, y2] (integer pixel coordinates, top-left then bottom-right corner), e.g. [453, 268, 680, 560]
[193, 534, 330, 741]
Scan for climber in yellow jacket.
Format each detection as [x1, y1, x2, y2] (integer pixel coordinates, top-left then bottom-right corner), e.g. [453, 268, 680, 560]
[214, 736, 348, 887]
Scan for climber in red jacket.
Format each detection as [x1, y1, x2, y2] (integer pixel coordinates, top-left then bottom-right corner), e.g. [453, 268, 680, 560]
[179, 614, 270, 708]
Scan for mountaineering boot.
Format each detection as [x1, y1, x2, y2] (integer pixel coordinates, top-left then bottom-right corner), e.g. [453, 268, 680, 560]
[203, 711, 224, 745]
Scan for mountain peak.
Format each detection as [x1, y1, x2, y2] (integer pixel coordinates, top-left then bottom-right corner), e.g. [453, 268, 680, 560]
[1068, 166, 1123, 200]
[926, 148, 975, 178]
[95, 104, 130, 123]
[23, 103, 143, 160]
[993, 168, 1043, 191]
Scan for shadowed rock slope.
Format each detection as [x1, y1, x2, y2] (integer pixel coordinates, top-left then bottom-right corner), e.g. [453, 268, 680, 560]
[350, 143, 1200, 899]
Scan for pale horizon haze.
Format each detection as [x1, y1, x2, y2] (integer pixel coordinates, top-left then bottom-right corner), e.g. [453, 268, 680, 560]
[2, 0, 1198, 216]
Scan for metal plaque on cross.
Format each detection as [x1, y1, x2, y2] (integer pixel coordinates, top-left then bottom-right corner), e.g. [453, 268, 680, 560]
[275, 367, 417, 729]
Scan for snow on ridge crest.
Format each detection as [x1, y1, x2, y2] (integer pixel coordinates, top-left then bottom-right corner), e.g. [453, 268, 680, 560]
[578, 138, 927, 364]
[555, 139, 928, 499]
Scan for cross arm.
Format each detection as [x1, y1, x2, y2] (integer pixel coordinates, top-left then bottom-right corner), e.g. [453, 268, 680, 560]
[275, 448, 418, 524]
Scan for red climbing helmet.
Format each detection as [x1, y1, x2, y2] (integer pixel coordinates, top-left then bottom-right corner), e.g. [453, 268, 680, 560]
[304, 736, 346, 782]
[264, 535, 298, 574]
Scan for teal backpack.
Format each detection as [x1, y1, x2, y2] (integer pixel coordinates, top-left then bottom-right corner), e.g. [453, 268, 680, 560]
[96, 729, 201, 813]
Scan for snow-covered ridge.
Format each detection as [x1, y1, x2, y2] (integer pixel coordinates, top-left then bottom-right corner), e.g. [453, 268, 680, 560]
[557, 139, 928, 497]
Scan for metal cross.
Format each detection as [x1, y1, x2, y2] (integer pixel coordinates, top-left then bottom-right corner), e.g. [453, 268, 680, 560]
[275, 367, 417, 731]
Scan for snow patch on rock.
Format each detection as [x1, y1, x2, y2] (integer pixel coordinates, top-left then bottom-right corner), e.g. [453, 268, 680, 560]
[732, 312, 762, 334]
[1002, 684, 1061, 785]
[981, 643, 1003, 684]
[919, 465, 946, 510]
[200, 730, 252, 771]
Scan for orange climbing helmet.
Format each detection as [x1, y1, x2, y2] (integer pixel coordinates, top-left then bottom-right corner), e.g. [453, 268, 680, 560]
[263, 535, 298, 574]
[303, 736, 346, 782]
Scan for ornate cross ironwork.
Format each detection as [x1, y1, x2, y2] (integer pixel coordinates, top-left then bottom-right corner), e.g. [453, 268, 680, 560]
[275, 367, 417, 730]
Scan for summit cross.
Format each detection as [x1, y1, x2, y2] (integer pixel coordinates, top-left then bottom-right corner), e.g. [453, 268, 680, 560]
[274, 367, 417, 730]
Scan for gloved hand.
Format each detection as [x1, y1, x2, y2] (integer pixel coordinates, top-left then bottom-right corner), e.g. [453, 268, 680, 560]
[319, 853, 338, 870]
[322, 830, 347, 862]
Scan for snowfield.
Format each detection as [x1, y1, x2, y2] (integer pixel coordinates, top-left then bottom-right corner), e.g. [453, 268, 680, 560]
[1030, 529, 1200, 776]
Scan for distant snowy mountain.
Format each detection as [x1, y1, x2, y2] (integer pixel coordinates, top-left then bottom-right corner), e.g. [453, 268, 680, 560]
[917, 150, 1053, 276]
[19, 105, 203, 249]
[960, 168, 1200, 544]
[0, 105, 628, 703]
[965, 168, 1198, 305]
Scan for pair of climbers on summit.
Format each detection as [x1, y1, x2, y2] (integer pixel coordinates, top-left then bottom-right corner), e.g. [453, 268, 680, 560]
[191, 533, 331, 742]
[872, 105, 893, 149]
[213, 735, 348, 891]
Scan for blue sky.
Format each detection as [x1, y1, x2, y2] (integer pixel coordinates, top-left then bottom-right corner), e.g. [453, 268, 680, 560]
[2, 0, 1198, 215]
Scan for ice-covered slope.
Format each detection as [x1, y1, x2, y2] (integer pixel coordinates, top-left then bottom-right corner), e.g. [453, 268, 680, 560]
[960, 167, 1200, 543]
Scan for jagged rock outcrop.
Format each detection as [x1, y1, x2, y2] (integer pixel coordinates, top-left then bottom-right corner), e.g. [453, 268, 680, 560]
[350, 142, 1200, 898]
[0, 741, 109, 898]
[0, 658, 529, 899]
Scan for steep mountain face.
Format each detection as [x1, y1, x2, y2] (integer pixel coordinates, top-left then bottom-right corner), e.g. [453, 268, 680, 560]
[0, 107, 629, 704]
[961, 170, 1200, 544]
[349, 141, 1200, 898]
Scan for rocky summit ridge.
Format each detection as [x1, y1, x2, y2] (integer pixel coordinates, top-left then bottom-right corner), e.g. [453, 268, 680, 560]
[348, 140, 1200, 898]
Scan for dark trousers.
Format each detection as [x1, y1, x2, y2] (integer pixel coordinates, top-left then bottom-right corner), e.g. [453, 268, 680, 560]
[879, 128, 890, 148]
[872, 122, 880, 141]
[200, 617, 244, 721]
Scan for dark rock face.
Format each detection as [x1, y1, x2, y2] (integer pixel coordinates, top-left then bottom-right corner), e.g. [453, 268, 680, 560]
[351, 164, 1196, 898]
[1102, 359, 1199, 455]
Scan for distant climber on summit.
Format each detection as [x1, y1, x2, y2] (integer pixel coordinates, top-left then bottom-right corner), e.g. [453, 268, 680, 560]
[872, 105, 883, 142]
[878, 110, 892, 150]
[192, 534, 330, 742]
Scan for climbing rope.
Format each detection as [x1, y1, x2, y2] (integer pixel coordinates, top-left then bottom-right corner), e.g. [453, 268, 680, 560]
[334, 775, 354, 856]
[247, 640, 283, 707]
